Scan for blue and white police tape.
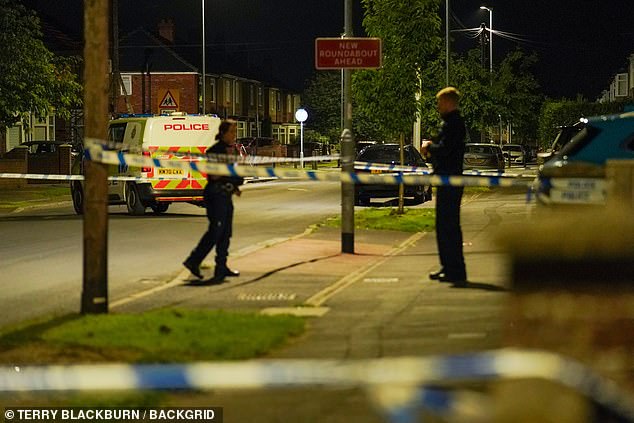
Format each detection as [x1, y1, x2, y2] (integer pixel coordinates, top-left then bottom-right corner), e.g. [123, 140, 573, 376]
[0, 349, 632, 421]
[0, 173, 84, 181]
[84, 140, 532, 188]
[354, 160, 537, 179]
[0, 173, 272, 183]
[90, 138, 339, 164]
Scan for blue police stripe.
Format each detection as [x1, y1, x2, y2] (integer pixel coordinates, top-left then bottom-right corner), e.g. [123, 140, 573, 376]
[440, 355, 497, 380]
[349, 172, 361, 184]
[489, 177, 500, 187]
[153, 158, 161, 167]
[190, 161, 199, 172]
[439, 175, 450, 186]
[267, 168, 277, 177]
[134, 365, 190, 390]
[117, 151, 126, 167]
[394, 173, 404, 184]
[84, 149, 92, 161]
[306, 171, 318, 180]
[227, 164, 239, 178]
[419, 388, 452, 412]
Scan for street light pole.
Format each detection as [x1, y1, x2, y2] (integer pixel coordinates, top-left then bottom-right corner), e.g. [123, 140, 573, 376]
[202, 0, 206, 114]
[480, 6, 493, 73]
[445, 0, 450, 85]
[295, 108, 308, 168]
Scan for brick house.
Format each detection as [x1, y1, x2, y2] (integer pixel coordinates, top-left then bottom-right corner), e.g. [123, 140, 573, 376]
[116, 20, 302, 146]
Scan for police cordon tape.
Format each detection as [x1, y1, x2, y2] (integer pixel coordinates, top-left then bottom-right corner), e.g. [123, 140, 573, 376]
[90, 138, 339, 164]
[0, 349, 632, 421]
[0, 173, 272, 183]
[81, 139, 532, 188]
[354, 160, 537, 179]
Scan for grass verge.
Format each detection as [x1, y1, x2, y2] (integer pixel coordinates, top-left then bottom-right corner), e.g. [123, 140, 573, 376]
[0, 309, 305, 364]
[0, 184, 70, 212]
[324, 207, 435, 232]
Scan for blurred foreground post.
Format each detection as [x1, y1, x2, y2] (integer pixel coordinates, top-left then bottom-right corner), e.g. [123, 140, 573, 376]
[81, 0, 110, 314]
[497, 204, 634, 421]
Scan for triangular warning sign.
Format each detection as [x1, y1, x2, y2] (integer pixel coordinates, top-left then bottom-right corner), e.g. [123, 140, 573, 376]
[159, 90, 178, 108]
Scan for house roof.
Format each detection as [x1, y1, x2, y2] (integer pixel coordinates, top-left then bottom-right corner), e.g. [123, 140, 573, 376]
[118, 27, 198, 73]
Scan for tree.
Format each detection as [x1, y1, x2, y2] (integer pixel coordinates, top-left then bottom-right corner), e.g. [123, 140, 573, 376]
[445, 48, 543, 144]
[302, 71, 341, 144]
[449, 49, 495, 139]
[0, 0, 82, 132]
[354, 0, 443, 139]
[494, 49, 543, 143]
[302, 70, 386, 144]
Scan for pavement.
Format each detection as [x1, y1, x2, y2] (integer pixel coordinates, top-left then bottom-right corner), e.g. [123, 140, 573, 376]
[113, 188, 525, 360]
[102, 189, 529, 422]
[1, 181, 538, 421]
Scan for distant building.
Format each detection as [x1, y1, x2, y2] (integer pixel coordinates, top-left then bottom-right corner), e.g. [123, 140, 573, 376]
[597, 53, 634, 103]
[115, 20, 302, 144]
[3, 13, 303, 154]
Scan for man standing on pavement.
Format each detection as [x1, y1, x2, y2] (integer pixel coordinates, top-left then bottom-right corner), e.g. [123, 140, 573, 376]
[183, 119, 243, 282]
[421, 87, 467, 286]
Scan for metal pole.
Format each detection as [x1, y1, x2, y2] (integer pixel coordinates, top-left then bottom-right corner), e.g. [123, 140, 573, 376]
[300, 121, 304, 168]
[341, 0, 354, 254]
[489, 9, 493, 74]
[202, 0, 206, 114]
[82, 0, 109, 314]
[445, 0, 450, 85]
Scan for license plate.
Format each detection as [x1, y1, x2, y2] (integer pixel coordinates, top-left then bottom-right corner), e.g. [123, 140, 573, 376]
[371, 169, 385, 174]
[549, 178, 605, 204]
[158, 168, 184, 176]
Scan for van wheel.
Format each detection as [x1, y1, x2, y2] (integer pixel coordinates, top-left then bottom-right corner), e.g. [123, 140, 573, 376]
[150, 202, 170, 214]
[71, 182, 84, 215]
[126, 184, 146, 216]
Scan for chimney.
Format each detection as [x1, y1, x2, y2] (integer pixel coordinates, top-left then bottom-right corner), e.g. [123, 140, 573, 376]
[158, 18, 175, 43]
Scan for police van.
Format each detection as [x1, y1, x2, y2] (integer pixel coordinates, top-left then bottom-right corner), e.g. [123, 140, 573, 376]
[71, 114, 221, 215]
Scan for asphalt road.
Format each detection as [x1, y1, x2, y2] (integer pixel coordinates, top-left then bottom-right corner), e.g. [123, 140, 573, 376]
[0, 166, 536, 328]
[0, 180, 342, 327]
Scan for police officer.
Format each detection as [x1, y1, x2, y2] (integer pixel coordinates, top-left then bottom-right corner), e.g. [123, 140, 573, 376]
[421, 87, 467, 286]
[183, 119, 243, 282]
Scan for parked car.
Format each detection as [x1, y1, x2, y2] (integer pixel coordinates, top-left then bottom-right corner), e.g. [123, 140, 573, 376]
[463, 143, 505, 172]
[537, 121, 584, 165]
[356, 140, 377, 154]
[535, 112, 634, 206]
[16, 140, 79, 158]
[354, 143, 432, 206]
[502, 144, 527, 167]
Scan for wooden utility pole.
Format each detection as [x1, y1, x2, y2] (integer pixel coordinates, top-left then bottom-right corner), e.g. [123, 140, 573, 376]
[81, 0, 110, 314]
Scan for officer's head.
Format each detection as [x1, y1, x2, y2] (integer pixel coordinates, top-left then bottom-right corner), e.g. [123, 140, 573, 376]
[436, 87, 460, 116]
[217, 119, 238, 145]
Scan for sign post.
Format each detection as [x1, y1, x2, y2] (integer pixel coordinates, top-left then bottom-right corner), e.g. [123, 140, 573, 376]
[315, 19, 381, 254]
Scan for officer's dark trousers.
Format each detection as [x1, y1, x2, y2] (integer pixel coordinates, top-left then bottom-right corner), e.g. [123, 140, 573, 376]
[186, 185, 233, 268]
[435, 185, 466, 280]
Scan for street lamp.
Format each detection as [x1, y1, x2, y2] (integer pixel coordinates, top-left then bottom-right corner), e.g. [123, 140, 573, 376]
[295, 108, 308, 168]
[480, 6, 493, 73]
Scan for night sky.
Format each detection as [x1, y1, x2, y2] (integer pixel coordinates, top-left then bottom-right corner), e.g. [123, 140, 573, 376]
[23, 0, 634, 99]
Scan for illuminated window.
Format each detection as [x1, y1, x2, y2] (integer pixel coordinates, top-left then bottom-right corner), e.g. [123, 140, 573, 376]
[120, 74, 132, 95]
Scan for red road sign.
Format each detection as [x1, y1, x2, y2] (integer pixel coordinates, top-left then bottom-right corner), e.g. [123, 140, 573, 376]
[315, 37, 382, 70]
